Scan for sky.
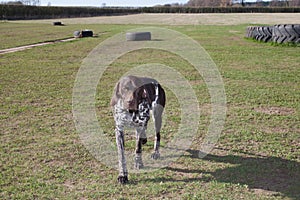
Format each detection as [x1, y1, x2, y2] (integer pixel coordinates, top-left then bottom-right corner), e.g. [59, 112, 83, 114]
[41, 0, 189, 7]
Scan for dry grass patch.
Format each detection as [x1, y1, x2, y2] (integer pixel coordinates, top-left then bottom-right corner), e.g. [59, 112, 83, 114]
[12, 13, 300, 25]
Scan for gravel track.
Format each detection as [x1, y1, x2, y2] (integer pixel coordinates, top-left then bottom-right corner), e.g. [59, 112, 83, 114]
[0, 38, 75, 55]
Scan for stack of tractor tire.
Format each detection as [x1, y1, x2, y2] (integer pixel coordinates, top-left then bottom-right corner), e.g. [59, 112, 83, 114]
[246, 24, 300, 44]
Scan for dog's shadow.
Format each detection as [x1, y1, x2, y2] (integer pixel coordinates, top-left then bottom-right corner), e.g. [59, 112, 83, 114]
[146, 149, 300, 199]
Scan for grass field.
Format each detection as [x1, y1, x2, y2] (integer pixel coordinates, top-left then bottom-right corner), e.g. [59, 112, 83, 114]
[1, 14, 299, 199]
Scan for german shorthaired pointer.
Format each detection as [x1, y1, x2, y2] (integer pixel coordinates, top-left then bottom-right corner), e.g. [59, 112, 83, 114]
[111, 75, 166, 184]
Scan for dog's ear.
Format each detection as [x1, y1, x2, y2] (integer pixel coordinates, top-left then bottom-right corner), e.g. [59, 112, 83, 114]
[110, 81, 121, 107]
[144, 88, 152, 105]
[142, 89, 147, 98]
[137, 86, 151, 103]
[135, 86, 145, 104]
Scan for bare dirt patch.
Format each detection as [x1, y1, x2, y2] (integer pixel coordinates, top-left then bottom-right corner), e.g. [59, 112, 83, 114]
[252, 188, 280, 197]
[254, 106, 295, 115]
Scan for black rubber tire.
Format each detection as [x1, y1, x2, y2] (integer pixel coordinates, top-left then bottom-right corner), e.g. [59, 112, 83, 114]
[53, 21, 62, 26]
[126, 32, 151, 41]
[245, 26, 252, 38]
[246, 26, 273, 42]
[246, 26, 259, 39]
[273, 24, 300, 44]
[81, 30, 93, 37]
[74, 30, 93, 38]
[256, 26, 273, 42]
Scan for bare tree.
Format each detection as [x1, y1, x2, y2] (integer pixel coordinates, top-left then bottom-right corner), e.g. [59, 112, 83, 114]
[256, 0, 264, 6]
[270, 0, 289, 7]
[32, 0, 40, 6]
[290, 0, 300, 6]
[241, 0, 245, 6]
[19, 0, 40, 6]
[220, 0, 232, 7]
[6, 1, 24, 5]
[186, 0, 226, 7]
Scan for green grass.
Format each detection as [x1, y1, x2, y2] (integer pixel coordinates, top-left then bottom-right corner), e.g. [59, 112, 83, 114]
[1, 21, 299, 199]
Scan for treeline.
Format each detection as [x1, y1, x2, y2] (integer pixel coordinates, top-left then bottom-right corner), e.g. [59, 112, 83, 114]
[186, 0, 300, 7]
[185, 0, 300, 7]
[1, 4, 300, 20]
[141, 6, 300, 13]
[0, 5, 140, 20]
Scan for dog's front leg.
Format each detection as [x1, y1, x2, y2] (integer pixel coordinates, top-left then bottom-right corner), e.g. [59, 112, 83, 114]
[151, 104, 164, 160]
[115, 127, 128, 184]
[134, 127, 146, 169]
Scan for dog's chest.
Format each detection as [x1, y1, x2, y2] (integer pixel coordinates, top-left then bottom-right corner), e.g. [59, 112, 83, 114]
[114, 99, 151, 128]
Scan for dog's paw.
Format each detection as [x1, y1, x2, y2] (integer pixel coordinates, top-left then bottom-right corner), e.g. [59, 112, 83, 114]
[117, 175, 128, 184]
[151, 151, 160, 160]
[140, 138, 147, 145]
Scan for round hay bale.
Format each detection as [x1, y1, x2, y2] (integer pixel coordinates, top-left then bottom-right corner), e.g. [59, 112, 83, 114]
[126, 32, 151, 41]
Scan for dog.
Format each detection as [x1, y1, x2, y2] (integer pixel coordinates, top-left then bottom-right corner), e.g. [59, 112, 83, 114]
[111, 75, 166, 184]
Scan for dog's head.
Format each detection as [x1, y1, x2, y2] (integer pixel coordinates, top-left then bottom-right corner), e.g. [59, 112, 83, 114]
[111, 76, 148, 111]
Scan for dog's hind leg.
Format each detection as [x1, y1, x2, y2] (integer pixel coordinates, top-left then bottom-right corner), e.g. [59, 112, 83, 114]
[151, 104, 164, 160]
[115, 127, 128, 184]
[134, 127, 145, 169]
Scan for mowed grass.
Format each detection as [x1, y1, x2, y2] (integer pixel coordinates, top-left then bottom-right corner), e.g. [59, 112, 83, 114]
[0, 20, 299, 199]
